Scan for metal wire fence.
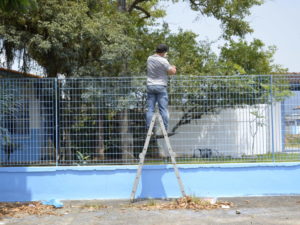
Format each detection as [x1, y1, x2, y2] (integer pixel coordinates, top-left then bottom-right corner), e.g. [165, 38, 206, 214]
[1, 75, 300, 166]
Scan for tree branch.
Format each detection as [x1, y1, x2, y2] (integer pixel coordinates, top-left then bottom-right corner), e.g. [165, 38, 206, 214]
[132, 5, 150, 18]
[128, 0, 148, 12]
[156, 105, 220, 139]
[128, 0, 150, 19]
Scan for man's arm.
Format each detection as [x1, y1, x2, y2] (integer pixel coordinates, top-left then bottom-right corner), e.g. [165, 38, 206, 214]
[168, 65, 176, 75]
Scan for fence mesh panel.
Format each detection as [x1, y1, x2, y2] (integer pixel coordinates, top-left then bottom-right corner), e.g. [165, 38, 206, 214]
[0, 75, 300, 166]
[0, 78, 56, 165]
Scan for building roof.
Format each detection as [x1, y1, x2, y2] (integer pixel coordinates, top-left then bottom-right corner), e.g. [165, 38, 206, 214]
[0, 67, 43, 78]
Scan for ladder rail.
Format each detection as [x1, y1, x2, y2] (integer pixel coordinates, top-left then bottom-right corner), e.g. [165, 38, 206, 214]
[157, 114, 186, 197]
[130, 113, 186, 202]
[130, 113, 157, 202]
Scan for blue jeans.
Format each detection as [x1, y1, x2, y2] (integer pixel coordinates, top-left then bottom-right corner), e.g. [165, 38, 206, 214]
[146, 85, 169, 130]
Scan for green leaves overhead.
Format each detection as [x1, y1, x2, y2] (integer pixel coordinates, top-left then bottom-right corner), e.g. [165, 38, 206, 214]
[0, 0, 135, 77]
[0, 0, 36, 12]
[220, 39, 287, 74]
[183, 0, 264, 38]
[0, 0, 286, 77]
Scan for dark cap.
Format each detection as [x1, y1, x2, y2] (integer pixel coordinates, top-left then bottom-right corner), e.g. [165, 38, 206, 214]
[156, 44, 169, 53]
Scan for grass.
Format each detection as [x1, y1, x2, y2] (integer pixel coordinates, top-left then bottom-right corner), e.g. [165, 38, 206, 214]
[1, 151, 299, 167]
[143, 153, 300, 165]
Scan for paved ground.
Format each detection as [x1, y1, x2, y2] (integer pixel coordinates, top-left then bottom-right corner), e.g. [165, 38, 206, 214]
[1, 196, 300, 225]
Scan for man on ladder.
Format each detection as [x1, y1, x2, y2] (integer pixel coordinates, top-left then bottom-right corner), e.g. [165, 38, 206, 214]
[130, 44, 186, 202]
[145, 43, 176, 131]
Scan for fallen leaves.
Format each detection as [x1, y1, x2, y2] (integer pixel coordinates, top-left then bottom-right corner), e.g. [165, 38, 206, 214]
[80, 203, 108, 211]
[0, 196, 234, 219]
[132, 196, 233, 211]
[0, 202, 59, 219]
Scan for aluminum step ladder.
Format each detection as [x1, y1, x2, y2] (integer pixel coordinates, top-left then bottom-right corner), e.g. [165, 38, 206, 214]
[130, 113, 186, 202]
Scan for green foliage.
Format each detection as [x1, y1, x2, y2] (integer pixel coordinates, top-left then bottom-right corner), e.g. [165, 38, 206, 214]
[127, 25, 226, 76]
[182, 0, 264, 39]
[76, 151, 90, 164]
[166, 30, 207, 74]
[0, 0, 279, 78]
[0, 0, 135, 77]
[220, 39, 288, 74]
[129, 27, 285, 77]
[0, 0, 36, 12]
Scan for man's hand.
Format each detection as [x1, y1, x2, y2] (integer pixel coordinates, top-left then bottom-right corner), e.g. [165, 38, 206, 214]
[168, 65, 176, 75]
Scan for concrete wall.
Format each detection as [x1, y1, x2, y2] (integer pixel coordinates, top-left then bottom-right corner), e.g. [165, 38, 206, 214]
[0, 163, 299, 202]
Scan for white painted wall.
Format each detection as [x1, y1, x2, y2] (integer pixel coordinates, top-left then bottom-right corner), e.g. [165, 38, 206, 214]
[157, 103, 282, 158]
[27, 85, 41, 129]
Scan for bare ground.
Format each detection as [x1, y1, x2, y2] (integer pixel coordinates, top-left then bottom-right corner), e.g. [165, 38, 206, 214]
[1, 196, 300, 225]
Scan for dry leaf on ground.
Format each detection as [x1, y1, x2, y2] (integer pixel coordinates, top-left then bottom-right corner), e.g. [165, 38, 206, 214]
[133, 196, 233, 211]
[0, 202, 59, 219]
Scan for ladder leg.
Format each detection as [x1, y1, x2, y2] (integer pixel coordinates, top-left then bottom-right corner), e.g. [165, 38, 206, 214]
[130, 112, 186, 202]
[157, 114, 186, 197]
[130, 114, 156, 202]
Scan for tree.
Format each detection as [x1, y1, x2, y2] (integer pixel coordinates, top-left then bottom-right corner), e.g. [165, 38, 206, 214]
[184, 0, 264, 39]
[126, 24, 220, 76]
[128, 27, 287, 77]
[0, 0, 35, 12]
[117, 0, 264, 38]
[0, 0, 266, 77]
[0, 0, 135, 77]
[220, 39, 288, 74]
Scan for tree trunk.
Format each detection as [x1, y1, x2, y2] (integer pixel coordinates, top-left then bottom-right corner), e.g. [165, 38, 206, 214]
[119, 109, 134, 161]
[94, 113, 105, 161]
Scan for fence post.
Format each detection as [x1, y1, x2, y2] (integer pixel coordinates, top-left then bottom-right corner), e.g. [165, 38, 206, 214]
[54, 78, 59, 166]
[269, 75, 275, 162]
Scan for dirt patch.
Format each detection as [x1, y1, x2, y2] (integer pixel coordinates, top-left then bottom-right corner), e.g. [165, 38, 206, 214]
[0, 202, 60, 219]
[131, 196, 233, 210]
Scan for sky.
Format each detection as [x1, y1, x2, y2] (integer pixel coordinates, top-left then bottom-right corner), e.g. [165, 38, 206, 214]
[158, 0, 300, 72]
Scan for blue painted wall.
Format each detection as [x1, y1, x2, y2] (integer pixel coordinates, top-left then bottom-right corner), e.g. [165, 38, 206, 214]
[0, 163, 299, 202]
[0, 128, 44, 163]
